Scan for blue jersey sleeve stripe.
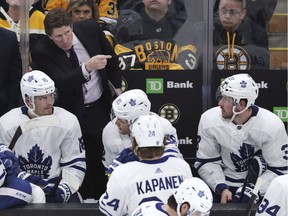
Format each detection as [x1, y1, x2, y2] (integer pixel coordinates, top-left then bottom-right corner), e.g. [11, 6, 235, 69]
[60, 158, 86, 166]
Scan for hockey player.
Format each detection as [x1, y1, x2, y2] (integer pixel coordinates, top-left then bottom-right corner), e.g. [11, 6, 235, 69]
[131, 177, 213, 216]
[0, 70, 86, 203]
[194, 73, 288, 203]
[99, 114, 193, 216]
[256, 174, 288, 216]
[0, 143, 45, 209]
[102, 89, 182, 175]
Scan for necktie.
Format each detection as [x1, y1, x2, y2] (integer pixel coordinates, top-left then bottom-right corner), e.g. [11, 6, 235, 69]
[69, 46, 79, 69]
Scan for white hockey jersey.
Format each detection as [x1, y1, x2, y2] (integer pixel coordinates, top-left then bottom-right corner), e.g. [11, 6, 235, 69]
[99, 156, 193, 216]
[102, 112, 182, 168]
[131, 201, 168, 216]
[102, 118, 132, 168]
[0, 107, 86, 194]
[194, 106, 288, 196]
[256, 174, 288, 216]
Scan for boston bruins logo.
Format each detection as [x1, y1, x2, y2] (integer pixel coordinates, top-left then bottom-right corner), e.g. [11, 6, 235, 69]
[215, 45, 251, 70]
[158, 103, 180, 124]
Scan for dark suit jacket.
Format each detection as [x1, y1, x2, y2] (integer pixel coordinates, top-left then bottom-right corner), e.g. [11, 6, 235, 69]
[31, 19, 122, 120]
[0, 27, 22, 116]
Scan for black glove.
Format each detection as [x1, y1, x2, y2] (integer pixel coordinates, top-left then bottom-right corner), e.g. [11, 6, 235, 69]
[43, 183, 71, 203]
[248, 155, 267, 184]
[232, 183, 259, 203]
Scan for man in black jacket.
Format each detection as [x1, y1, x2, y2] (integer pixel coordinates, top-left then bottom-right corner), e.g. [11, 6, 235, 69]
[31, 8, 122, 199]
[0, 27, 22, 117]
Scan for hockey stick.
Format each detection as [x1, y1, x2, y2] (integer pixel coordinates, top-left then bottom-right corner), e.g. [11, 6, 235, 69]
[46, 171, 62, 196]
[239, 167, 250, 202]
[246, 177, 263, 216]
[108, 80, 120, 98]
[45, 169, 80, 196]
[9, 115, 61, 150]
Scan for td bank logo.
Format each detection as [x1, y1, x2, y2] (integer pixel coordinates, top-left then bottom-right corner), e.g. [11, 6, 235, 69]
[146, 78, 163, 94]
[273, 107, 288, 122]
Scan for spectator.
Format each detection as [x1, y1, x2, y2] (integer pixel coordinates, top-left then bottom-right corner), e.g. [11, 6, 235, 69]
[213, 0, 270, 70]
[194, 73, 288, 203]
[131, 177, 213, 216]
[31, 8, 122, 199]
[0, 70, 86, 203]
[114, 9, 195, 70]
[0, 143, 45, 209]
[213, 0, 278, 29]
[99, 114, 193, 216]
[0, 27, 22, 117]
[66, 0, 98, 23]
[102, 89, 182, 176]
[256, 174, 288, 216]
[44, 0, 118, 25]
[117, 0, 186, 40]
[0, 0, 46, 51]
[66, 0, 116, 47]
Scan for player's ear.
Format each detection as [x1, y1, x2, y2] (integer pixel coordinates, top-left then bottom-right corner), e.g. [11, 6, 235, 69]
[24, 95, 33, 109]
[181, 203, 190, 215]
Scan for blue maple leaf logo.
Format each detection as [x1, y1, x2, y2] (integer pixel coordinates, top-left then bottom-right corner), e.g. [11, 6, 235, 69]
[27, 75, 34, 82]
[240, 80, 247, 88]
[18, 144, 52, 179]
[129, 99, 136, 106]
[230, 143, 255, 172]
[198, 190, 205, 198]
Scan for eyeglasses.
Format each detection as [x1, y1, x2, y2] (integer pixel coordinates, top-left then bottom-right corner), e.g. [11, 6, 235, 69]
[73, 9, 92, 15]
[219, 8, 243, 16]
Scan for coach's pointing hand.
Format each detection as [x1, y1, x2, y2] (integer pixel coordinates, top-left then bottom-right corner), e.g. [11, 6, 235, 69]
[85, 55, 112, 72]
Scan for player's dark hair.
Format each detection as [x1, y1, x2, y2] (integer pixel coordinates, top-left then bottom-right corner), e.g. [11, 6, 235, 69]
[44, 8, 73, 36]
[167, 195, 190, 213]
[167, 194, 177, 211]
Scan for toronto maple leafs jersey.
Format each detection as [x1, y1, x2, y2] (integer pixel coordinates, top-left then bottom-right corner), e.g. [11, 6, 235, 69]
[99, 156, 192, 216]
[115, 39, 198, 70]
[131, 201, 168, 216]
[194, 106, 288, 196]
[256, 174, 288, 216]
[102, 112, 182, 168]
[0, 107, 86, 194]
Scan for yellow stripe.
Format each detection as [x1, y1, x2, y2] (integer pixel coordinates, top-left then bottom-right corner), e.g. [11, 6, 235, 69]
[272, 13, 288, 16]
[269, 48, 288, 51]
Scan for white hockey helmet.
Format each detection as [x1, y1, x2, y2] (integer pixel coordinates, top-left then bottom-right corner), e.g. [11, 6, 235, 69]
[220, 73, 258, 120]
[20, 70, 55, 111]
[131, 115, 164, 148]
[220, 73, 258, 106]
[173, 177, 213, 216]
[112, 89, 151, 124]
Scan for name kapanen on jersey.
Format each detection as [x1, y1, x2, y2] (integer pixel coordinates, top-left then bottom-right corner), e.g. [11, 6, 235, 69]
[136, 175, 183, 195]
